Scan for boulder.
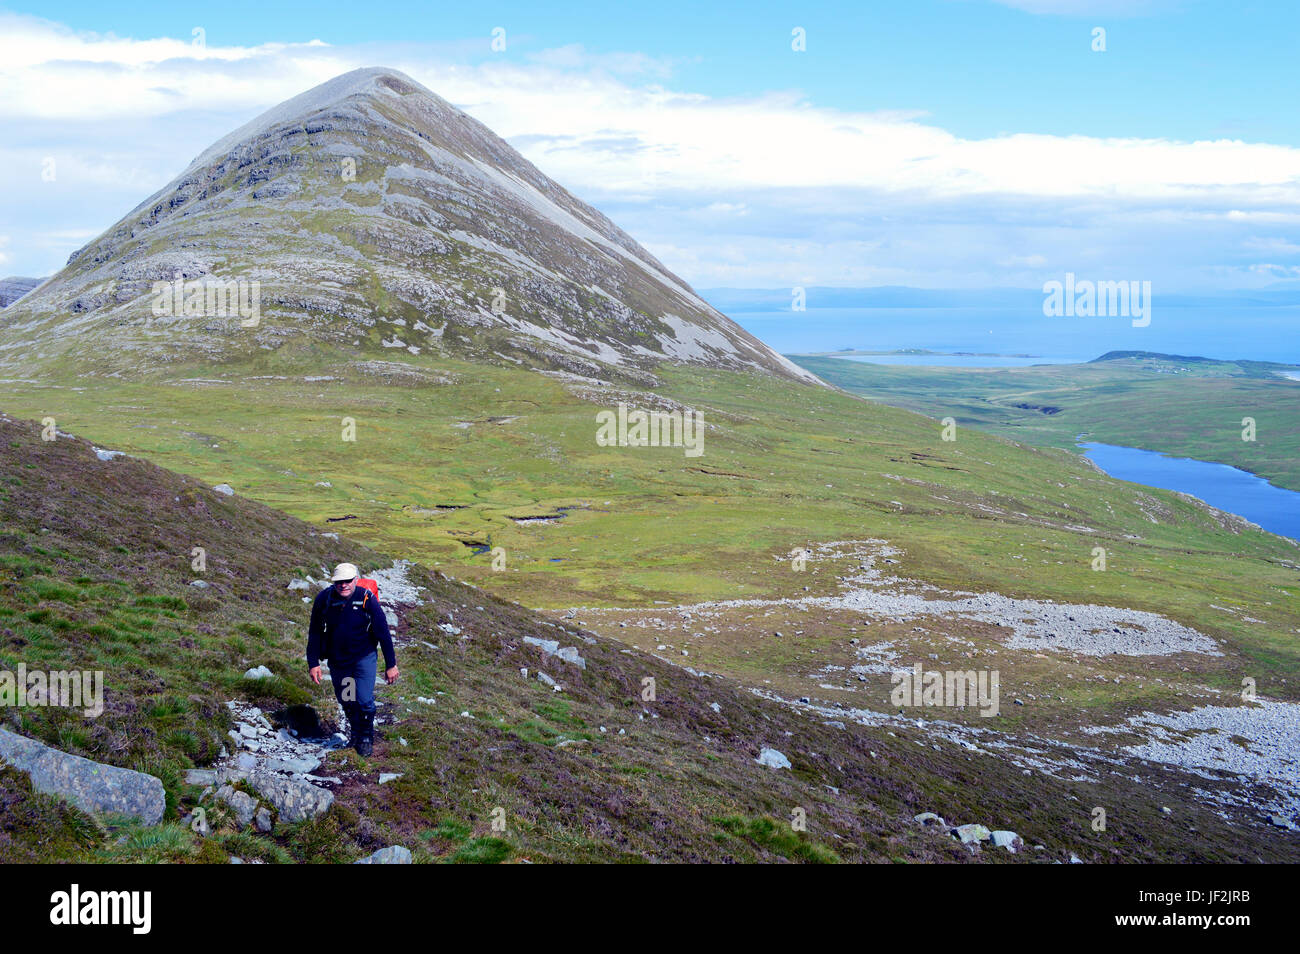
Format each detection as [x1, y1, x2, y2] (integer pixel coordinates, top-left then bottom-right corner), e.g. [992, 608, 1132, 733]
[0, 728, 165, 825]
[991, 830, 1023, 852]
[755, 747, 792, 770]
[914, 812, 947, 828]
[952, 824, 992, 845]
[555, 646, 586, 669]
[354, 845, 412, 864]
[243, 665, 275, 680]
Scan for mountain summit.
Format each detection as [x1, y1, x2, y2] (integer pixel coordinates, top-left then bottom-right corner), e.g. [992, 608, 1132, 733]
[3, 68, 817, 383]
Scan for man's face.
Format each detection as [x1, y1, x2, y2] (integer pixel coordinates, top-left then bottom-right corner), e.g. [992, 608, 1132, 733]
[334, 578, 357, 597]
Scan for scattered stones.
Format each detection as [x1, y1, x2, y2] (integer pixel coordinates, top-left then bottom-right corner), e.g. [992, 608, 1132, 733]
[217, 767, 334, 823]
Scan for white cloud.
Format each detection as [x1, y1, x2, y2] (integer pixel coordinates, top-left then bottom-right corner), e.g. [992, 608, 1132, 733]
[1, 11, 1297, 292]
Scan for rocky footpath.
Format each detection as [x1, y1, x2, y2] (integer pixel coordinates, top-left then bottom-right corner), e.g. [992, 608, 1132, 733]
[185, 699, 342, 834]
[187, 562, 432, 841]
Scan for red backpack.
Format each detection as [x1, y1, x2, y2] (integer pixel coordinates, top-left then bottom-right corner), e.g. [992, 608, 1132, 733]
[356, 578, 379, 600]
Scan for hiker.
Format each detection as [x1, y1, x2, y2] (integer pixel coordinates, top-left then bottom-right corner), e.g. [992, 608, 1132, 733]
[307, 563, 399, 756]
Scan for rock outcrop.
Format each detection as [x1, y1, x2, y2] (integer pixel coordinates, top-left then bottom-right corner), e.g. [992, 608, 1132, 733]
[0, 276, 42, 308]
[0, 727, 165, 824]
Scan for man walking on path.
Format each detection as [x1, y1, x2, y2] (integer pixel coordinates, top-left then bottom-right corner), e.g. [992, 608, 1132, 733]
[307, 562, 399, 755]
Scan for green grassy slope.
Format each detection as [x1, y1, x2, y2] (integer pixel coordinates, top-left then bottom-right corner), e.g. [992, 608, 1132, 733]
[2, 348, 1298, 724]
[792, 352, 1300, 492]
[3, 414, 1296, 863]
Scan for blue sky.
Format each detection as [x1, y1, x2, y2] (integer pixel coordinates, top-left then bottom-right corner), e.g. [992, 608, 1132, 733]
[3, 0, 1300, 299]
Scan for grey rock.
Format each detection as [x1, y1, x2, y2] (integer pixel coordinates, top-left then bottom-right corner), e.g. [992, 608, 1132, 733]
[378, 773, 402, 784]
[265, 755, 321, 774]
[953, 824, 992, 845]
[914, 812, 946, 827]
[354, 845, 412, 864]
[991, 830, 1023, 852]
[556, 646, 586, 669]
[255, 807, 274, 833]
[217, 767, 333, 822]
[185, 769, 217, 786]
[243, 665, 275, 680]
[213, 483, 234, 496]
[189, 579, 210, 588]
[0, 727, 165, 825]
[755, 747, 792, 770]
[215, 785, 258, 828]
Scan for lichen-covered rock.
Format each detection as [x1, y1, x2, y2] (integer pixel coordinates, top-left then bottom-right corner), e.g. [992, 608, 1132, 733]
[952, 823, 992, 845]
[0, 727, 165, 825]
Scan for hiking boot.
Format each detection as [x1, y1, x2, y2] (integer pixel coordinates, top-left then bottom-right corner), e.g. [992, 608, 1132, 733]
[356, 710, 374, 757]
[342, 702, 361, 750]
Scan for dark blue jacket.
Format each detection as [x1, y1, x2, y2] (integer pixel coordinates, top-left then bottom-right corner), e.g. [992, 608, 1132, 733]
[307, 585, 396, 669]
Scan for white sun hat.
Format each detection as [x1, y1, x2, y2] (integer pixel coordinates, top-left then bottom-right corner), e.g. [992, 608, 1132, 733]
[330, 562, 360, 582]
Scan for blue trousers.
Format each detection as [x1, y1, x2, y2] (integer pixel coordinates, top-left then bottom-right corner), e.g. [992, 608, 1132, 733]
[329, 650, 377, 716]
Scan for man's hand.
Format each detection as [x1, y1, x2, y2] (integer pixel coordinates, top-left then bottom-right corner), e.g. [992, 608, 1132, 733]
[385, 666, 400, 684]
[309, 666, 322, 685]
